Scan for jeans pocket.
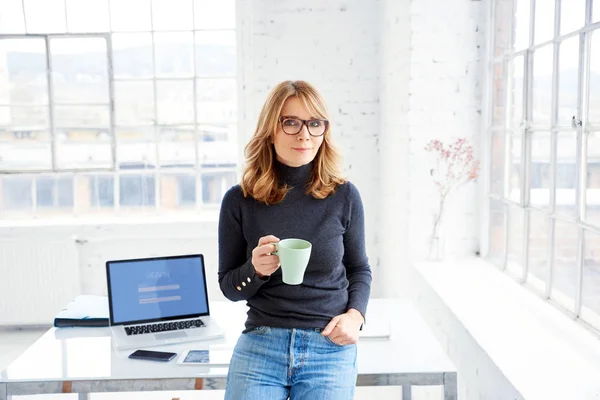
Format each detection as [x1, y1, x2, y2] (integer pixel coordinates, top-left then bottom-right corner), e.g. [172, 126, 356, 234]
[324, 335, 345, 347]
[243, 326, 270, 335]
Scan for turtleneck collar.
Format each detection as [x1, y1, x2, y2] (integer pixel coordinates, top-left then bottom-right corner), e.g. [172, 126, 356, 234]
[275, 159, 313, 187]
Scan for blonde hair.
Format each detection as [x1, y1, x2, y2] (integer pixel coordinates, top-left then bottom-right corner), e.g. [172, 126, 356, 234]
[241, 80, 346, 204]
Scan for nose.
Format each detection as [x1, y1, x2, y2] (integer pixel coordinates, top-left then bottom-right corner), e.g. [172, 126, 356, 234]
[297, 124, 310, 141]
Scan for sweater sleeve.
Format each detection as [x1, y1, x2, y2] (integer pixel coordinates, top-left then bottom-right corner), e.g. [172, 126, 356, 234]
[343, 183, 372, 319]
[218, 187, 269, 301]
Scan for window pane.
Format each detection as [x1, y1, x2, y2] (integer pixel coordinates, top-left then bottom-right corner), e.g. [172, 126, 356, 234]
[116, 128, 156, 169]
[532, 45, 553, 127]
[160, 173, 196, 208]
[0, 105, 48, 127]
[551, 220, 578, 312]
[507, 206, 525, 276]
[50, 38, 109, 104]
[534, 0, 555, 44]
[514, 0, 531, 51]
[152, 0, 193, 31]
[55, 128, 112, 169]
[36, 175, 73, 208]
[159, 126, 196, 168]
[529, 131, 551, 208]
[0, 39, 48, 106]
[201, 170, 236, 204]
[154, 32, 194, 78]
[556, 132, 577, 217]
[156, 80, 194, 124]
[194, 0, 235, 29]
[110, 0, 151, 32]
[112, 33, 153, 79]
[0, 126, 51, 171]
[0, 0, 26, 33]
[589, 31, 600, 125]
[54, 106, 110, 127]
[582, 229, 600, 330]
[66, 0, 109, 33]
[527, 209, 549, 291]
[24, 0, 66, 33]
[114, 81, 154, 126]
[491, 62, 506, 128]
[594, 1, 600, 23]
[508, 132, 523, 203]
[557, 37, 579, 127]
[508, 56, 525, 130]
[490, 130, 506, 196]
[85, 174, 114, 209]
[119, 174, 155, 207]
[195, 31, 236, 77]
[1, 175, 33, 210]
[561, 0, 585, 35]
[196, 78, 237, 123]
[489, 198, 506, 264]
[586, 132, 600, 227]
[198, 124, 238, 164]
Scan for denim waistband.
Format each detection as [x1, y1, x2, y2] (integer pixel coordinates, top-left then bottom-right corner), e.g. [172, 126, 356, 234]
[243, 326, 326, 334]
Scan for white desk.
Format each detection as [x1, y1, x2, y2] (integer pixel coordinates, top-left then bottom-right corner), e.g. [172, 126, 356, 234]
[0, 299, 457, 400]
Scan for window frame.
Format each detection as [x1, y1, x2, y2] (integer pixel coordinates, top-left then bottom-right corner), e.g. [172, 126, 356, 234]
[0, 1, 239, 216]
[486, 0, 600, 332]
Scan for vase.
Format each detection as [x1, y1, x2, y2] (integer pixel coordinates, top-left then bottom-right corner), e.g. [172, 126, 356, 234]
[427, 210, 446, 261]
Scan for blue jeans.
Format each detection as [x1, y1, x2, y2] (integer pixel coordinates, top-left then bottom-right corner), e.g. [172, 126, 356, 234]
[224, 326, 357, 400]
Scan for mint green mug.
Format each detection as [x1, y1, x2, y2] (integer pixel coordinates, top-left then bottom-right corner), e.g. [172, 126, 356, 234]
[272, 238, 312, 285]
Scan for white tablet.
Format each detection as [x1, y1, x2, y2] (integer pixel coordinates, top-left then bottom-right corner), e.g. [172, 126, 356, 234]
[177, 349, 233, 366]
[358, 319, 391, 339]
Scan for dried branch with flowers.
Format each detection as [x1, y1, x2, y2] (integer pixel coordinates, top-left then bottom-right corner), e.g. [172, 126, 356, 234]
[424, 137, 480, 260]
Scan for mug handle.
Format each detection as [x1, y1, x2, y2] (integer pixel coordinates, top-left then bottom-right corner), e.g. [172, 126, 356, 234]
[271, 242, 279, 255]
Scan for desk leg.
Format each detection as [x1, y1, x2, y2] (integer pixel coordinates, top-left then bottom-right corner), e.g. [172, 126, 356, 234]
[402, 384, 411, 400]
[443, 372, 458, 400]
[78, 393, 89, 400]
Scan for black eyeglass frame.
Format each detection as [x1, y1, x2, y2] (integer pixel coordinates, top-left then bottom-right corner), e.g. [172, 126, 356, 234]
[278, 116, 329, 137]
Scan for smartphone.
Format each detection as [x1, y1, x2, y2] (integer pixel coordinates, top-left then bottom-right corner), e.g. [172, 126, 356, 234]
[128, 349, 177, 362]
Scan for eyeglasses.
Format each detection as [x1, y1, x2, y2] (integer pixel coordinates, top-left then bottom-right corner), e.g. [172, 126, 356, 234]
[279, 116, 328, 137]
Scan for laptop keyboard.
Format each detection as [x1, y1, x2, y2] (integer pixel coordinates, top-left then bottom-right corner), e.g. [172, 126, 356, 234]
[125, 318, 205, 336]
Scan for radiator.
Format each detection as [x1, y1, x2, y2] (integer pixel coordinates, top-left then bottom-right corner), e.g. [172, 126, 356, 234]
[0, 238, 80, 326]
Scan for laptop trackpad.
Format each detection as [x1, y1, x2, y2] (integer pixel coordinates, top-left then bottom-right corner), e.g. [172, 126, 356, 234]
[155, 331, 188, 340]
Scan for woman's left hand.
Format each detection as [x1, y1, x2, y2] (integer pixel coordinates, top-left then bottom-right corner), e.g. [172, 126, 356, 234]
[321, 309, 364, 346]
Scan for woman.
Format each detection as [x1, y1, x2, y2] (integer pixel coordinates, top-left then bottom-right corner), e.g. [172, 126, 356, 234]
[218, 80, 372, 400]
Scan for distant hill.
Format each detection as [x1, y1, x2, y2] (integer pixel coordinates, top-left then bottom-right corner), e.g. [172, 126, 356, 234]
[5, 43, 236, 80]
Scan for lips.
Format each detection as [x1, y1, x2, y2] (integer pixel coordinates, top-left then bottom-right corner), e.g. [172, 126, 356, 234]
[293, 148, 312, 151]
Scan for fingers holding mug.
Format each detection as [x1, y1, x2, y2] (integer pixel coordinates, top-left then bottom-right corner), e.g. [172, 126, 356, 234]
[252, 235, 280, 278]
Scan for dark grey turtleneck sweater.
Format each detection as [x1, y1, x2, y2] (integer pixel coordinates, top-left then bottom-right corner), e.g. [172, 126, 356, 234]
[217, 160, 372, 330]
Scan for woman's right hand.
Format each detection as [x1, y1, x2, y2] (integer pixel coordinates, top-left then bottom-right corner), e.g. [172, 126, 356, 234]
[252, 235, 281, 278]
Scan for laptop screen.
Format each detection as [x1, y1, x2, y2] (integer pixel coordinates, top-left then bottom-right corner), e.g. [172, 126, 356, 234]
[106, 254, 209, 326]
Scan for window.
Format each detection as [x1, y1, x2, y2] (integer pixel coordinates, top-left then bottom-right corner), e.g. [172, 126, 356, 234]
[201, 170, 237, 204]
[0, 0, 238, 218]
[488, 0, 600, 332]
[89, 175, 114, 208]
[119, 174, 155, 207]
[36, 175, 74, 208]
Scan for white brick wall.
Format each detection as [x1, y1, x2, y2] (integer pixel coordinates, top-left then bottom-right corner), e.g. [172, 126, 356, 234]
[378, 0, 485, 295]
[379, 0, 411, 298]
[238, 0, 484, 284]
[407, 0, 485, 262]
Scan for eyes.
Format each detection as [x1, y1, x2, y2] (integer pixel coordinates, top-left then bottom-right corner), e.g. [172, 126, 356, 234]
[282, 118, 324, 128]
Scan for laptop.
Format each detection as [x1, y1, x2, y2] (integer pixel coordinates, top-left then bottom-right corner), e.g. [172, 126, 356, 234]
[106, 254, 224, 350]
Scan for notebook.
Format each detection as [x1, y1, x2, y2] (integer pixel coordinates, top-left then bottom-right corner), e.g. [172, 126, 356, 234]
[54, 295, 109, 328]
